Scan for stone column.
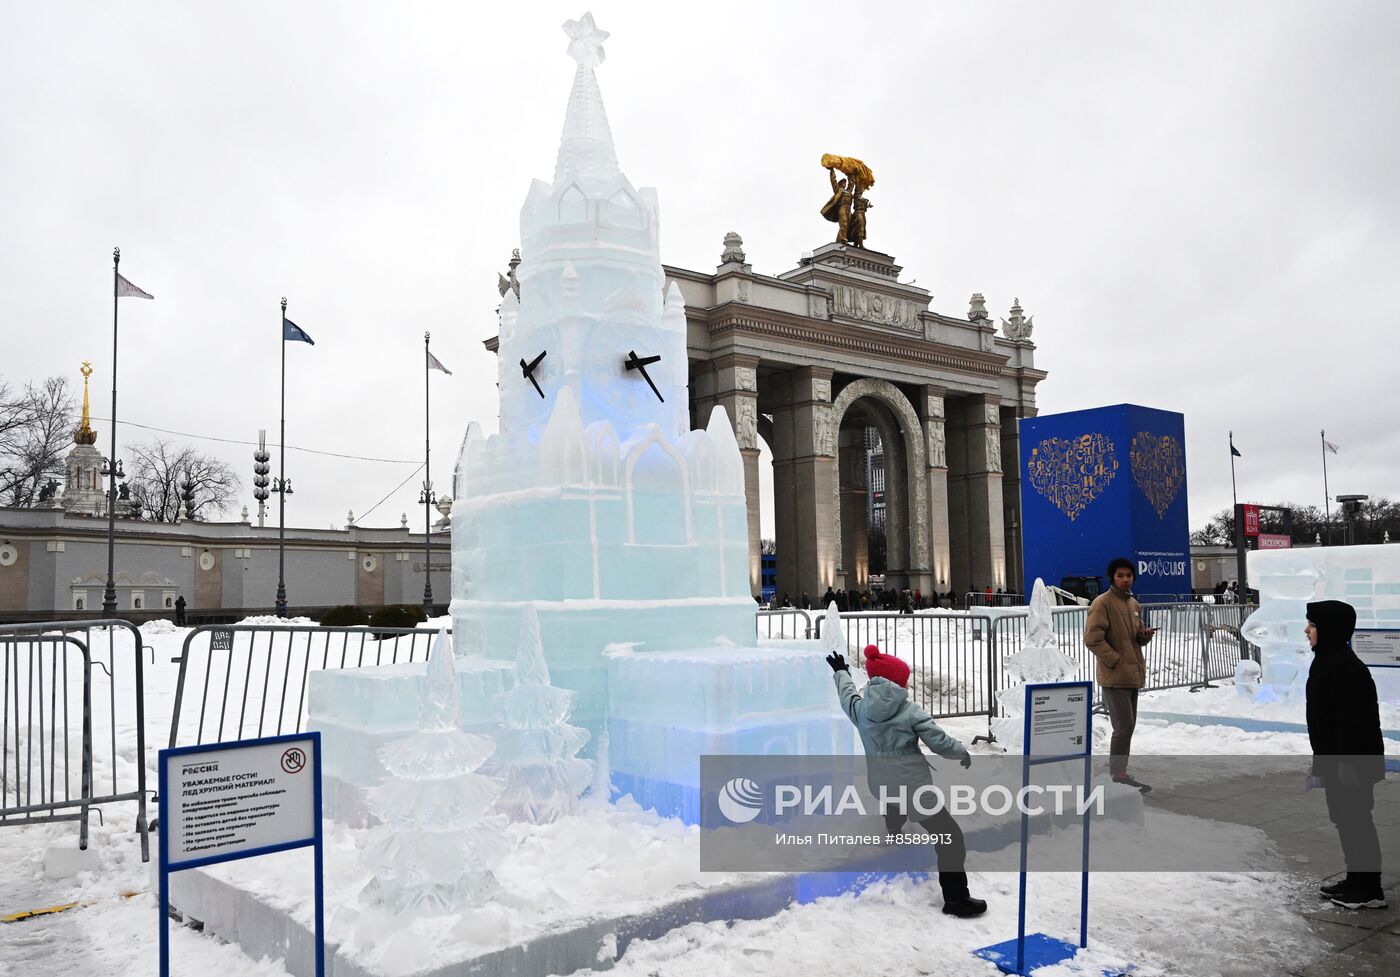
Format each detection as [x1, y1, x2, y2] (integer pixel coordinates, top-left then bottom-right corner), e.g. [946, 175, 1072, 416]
[838, 425, 869, 590]
[770, 367, 836, 602]
[962, 394, 1006, 592]
[1000, 405, 1024, 594]
[708, 354, 762, 596]
[919, 387, 952, 599]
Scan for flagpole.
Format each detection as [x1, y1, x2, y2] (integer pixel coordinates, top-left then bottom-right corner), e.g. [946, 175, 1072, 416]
[276, 298, 288, 617]
[1229, 430, 1238, 511]
[1322, 429, 1332, 547]
[102, 247, 121, 615]
[422, 331, 434, 614]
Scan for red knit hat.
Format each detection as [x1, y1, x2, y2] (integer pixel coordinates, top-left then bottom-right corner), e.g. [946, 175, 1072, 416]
[863, 644, 910, 688]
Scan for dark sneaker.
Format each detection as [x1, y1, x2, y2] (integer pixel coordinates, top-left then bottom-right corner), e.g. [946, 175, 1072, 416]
[1112, 774, 1152, 794]
[942, 895, 988, 918]
[1318, 878, 1349, 898]
[1330, 887, 1388, 910]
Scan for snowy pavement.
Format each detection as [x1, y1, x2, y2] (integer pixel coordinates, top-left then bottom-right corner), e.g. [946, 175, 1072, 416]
[0, 621, 1394, 976]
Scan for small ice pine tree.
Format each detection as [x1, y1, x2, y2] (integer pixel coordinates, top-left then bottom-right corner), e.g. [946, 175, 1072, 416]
[488, 607, 593, 823]
[361, 629, 510, 915]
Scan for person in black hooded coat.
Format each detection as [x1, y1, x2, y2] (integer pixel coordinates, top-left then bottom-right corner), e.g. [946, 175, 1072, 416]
[1304, 599, 1387, 909]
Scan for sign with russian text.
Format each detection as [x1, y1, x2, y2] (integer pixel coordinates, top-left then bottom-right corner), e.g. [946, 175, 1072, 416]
[159, 732, 324, 977]
[165, 737, 316, 866]
[1026, 682, 1091, 757]
[1354, 629, 1400, 667]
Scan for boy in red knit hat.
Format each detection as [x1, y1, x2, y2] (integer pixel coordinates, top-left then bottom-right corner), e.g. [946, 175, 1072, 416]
[827, 643, 986, 917]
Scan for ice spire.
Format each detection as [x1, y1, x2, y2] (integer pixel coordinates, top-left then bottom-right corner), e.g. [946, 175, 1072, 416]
[554, 12, 620, 187]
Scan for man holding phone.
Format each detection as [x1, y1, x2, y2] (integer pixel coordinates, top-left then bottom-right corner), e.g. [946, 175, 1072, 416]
[1084, 557, 1156, 792]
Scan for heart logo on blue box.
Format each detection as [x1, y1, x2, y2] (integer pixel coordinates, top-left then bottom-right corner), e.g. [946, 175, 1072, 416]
[1026, 433, 1118, 522]
[1130, 432, 1185, 518]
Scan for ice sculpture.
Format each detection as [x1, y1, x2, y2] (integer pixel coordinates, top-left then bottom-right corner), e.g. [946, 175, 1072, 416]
[1247, 544, 1400, 706]
[445, 11, 852, 821]
[361, 631, 510, 915]
[489, 608, 594, 822]
[991, 579, 1080, 752]
[450, 11, 754, 745]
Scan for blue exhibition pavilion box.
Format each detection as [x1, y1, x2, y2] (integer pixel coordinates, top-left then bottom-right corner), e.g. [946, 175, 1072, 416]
[1017, 404, 1190, 598]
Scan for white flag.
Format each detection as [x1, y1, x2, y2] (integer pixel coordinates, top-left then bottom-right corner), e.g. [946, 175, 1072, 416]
[116, 273, 153, 299]
[1323, 438, 1339, 455]
[427, 350, 452, 375]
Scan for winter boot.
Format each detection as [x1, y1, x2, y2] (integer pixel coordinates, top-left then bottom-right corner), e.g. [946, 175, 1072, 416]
[942, 894, 988, 918]
[1318, 875, 1350, 898]
[1112, 773, 1152, 794]
[1330, 874, 1388, 910]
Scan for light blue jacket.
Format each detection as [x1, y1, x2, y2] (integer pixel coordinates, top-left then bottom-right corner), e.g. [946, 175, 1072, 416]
[834, 671, 969, 761]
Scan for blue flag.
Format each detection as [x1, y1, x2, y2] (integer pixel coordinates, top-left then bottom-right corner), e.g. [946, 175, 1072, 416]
[283, 318, 315, 345]
[1230, 444, 1242, 458]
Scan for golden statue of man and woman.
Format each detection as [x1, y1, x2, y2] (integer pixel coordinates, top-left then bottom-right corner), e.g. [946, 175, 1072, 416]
[819, 154, 875, 248]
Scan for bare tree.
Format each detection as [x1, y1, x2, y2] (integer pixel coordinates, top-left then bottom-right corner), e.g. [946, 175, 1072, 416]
[126, 437, 241, 522]
[0, 375, 76, 507]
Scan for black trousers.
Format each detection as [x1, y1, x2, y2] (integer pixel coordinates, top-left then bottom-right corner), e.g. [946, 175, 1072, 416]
[1324, 780, 1382, 886]
[883, 804, 969, 900]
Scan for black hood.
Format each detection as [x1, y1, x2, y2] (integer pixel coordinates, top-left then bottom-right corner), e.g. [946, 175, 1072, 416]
[1306, 600, 1357, 648]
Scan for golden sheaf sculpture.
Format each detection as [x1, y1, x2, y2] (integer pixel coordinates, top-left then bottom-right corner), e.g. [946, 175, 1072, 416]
[1130, 432, 1186, 518]
[820, 154, 875, 248]
[1026, 433, 1119, 522]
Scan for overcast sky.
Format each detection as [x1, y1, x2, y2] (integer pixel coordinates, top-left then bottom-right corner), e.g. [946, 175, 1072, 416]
[3, 2, 1397, 540]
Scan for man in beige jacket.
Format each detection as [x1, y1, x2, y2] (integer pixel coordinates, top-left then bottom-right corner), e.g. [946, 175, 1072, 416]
[1084, 557, 1156, 792]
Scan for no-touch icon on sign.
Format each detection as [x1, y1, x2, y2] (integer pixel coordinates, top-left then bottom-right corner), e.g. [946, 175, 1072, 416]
[281, 748, 307, 774]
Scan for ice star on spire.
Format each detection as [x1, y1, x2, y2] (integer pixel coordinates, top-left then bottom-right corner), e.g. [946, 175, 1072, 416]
[564, 12, 608, 68]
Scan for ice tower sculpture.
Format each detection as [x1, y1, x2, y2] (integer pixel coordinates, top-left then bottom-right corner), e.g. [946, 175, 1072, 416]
[991, 579, 1080, 752]
[450, 12, 852, 822]
[489, 608, 593, 823]
[361, 631, 509, 915]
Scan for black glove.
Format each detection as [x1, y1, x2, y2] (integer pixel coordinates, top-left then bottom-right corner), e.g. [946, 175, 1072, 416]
[960, 754, 972, 769]
[826, 652, 849, 674]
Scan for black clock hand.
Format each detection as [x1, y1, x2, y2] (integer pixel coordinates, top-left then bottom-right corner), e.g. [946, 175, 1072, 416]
[625, 350, 665, 403]
[520, 350, 547, 399]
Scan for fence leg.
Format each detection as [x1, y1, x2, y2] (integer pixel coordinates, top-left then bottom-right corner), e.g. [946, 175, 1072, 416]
[972, 620, 997, 746]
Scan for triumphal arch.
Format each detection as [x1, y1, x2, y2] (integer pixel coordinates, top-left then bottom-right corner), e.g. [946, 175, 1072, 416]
[490, 156, 1045, 601]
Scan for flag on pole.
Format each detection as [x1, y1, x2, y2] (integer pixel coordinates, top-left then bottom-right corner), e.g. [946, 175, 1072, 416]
[282, 319, 315, 345]
[116, 273, 153, 299]
[1323, 438, 1339, 455]
[427, 350, 453, 375]
[1230, 443, 1242, 458]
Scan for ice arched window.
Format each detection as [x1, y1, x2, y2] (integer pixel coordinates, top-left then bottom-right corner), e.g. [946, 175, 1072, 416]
[558, 185, 588, 223]
[625, 436, 692, 545]
[607, 188, 644, 230]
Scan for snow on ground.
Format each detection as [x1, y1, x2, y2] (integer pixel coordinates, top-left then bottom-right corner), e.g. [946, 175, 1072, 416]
[0, 620, 1378, 976]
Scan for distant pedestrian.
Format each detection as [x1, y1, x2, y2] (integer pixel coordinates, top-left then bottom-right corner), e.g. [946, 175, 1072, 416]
[1084, 557, 1155, 792]
[781, 592, 791, 608]
[801, 592, 811, 610]
[1306, 600, 1387, 909]
[822, 586, 837, 609]
[914, 589, 923, 609]
[174, 595, 187, 627]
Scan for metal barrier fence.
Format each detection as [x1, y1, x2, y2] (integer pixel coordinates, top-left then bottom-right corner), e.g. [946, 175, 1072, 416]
[815, 604, 1258, 729]
[755, 609, 813, 640]
[169, 624, 448, 749]
[815, 612, 997, 719]
[963, 592, 1203, 609]
[0, 620, 150, 859]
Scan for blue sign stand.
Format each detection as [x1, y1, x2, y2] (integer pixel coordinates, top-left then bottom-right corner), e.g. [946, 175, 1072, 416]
[974, 681, 1125, 976]
[158, 732, 325, 977]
